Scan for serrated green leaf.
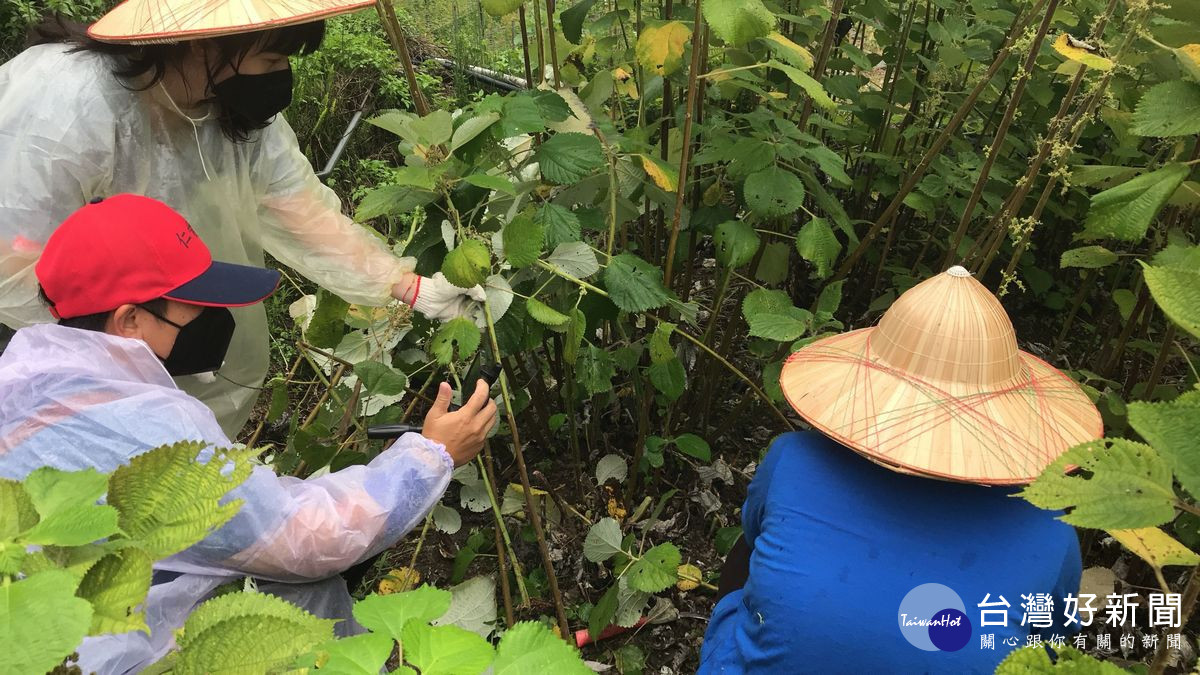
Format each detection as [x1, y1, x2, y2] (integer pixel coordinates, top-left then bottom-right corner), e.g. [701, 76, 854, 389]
[996, 645, 1123, 674]
[306, 289, 350, 349]
[1131, 80, 1200, 137]
[547, 242, 600, 279]
[564, 308, 586, 365]
[24, 466, 107, 516]
[503, 215, 544, 268]
[755, 242, 790, 284]
[1143, 262, 1200, 340]
[615, 578, 651, 626]
[744, 166, 805, 217]
[402, 622, 495, 675]
[108, 442, 254, 559]
[577, 345, 616, 395]
[636, 21, 691, 76]
[494, 621, 591, 675]
[761, 31, 813, 70]
[526, 298, 570, 326]
[795, 218, 841, 279]
[604, 253, 673, 312]
[356, 361, 410, 397]
[768, 60, 836, 110]
[747, 313, 809, 341]
[0, 480, 37, 538]
[1060, 245, 1118, 269]
[463, 173, 516, 195]
[0, 570, 91, 675]
[22, 504, 119, 547]
[1079, 163, 1189, 241]
[588, 584, 619, 639]
[356, 184, 439, 222]
[407, 110, 455, 147]
[430, 318, 482, 365]
[1128, 392, 1200, 497]
[584, 518, 625, 563]
[1019, 439, 1177, 529]
[626, 543, 682, 592]
[442, 240, 492, 289]
[674, 434, 711, 462]
[648, 358, 686, 401]
[451, 114, 499, 151]
[539, 203, 582, 248]
[77, 548, 153, 636]
[649, 322, 676, 364]
[175, 591, 335, 674]
[713, 220, 761, 268]
[742, 288, 795, 319]
[561, 0, 600, 44]
[703, 0, 776, 46]
[316, 632, 395, 675]
[433, 576, 497, 639]
[535, 133, 604, 184]
[816, 280, 844, 316]
[354, 585, 453, 641]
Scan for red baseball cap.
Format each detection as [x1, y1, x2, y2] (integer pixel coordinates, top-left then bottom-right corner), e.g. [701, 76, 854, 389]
[36, 194, 281, 319]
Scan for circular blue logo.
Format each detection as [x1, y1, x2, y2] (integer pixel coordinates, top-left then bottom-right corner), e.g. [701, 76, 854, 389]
[898, 583, 972, 652]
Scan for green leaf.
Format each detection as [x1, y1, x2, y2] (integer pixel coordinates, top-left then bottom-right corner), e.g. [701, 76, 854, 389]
[451, 114, 500, 151]
[463, 173, 517, 195]
[355, 184, 438, 221]
[604, 253, 673, 312]
[768, 60, 836, 110]
[430, 318, 482, 365]
[744, 166, 805, 217]
[539, 203, 582, 248]
[355, 361, 410, 397]
[713, 220, 761, 268]
[407, 110, 455, 147]
[1050, 34, 1115, 71]
[353, 585, 453, 641]
[626, 543, 682, 592]
[1060, 245, 1118, 269]
[588, 584, 619, 639]
[494, 621, 591, 675]
[306, 289, 350, 349]
[1128, 392, 1200, 498]
[1019, 439, 1177, 529]
[503, 214, 545, 268]
[108, 442, 254, 559]
[316, 633, 395, 675]
[0, 479, 37, 538]
[526, 298, 571, 326]
[754, 242, 790, 285]
[176, 591, 335, 674]
[996, 645, 1124, 674]
[674, 434, 711, 462]
[747, 313, 809, 341]
[535, 133, 605, 184]
[77, 548, 153, 636]
[702, 0, 776, 46]
[636, 21, 691, 76]
[20, 468, 119, 546]
[267, 378, 289, 423]
[648, 359, 686, 401]
[1143, 263, 1200, 340]
[481, 0, 524, 17]
[442, 240, 492, 289]
[497, 94, 546, 136]
[560, 0, 600, 44]
[638, 153, 680, 192]
[577, 345, 616, 395]
[1131, 80, 1200, 137]
[1079, 163, 1189, 241]
[795, 218, 841, 279]
[649, 322, 676, 364]
[548, 242, 600, 279]
[742, 288, 795, 319]
[816, 280, 844, 316]
[402, 622, 495, 675]
[0, 570, 92, 675]
[433, 576, 498, 639]
[532, 90, 572, 122]
[564, 308, 586, 365]
[584, 518, 625, 562]
[22, 504, 118, 547]
[761, 31, 814, 70]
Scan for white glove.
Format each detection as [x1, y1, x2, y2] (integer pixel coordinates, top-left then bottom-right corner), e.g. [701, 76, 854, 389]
[406, 272, 487, 322]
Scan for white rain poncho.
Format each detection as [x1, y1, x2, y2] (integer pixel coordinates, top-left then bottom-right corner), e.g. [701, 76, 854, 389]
[0, 44, 416, 436]
[0, 324, 453, 675]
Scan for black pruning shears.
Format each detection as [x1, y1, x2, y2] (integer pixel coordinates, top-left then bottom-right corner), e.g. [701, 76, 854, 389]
[365, 356, 502, 440]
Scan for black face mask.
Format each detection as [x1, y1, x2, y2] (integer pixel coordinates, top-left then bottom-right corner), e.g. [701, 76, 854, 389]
[212, 66, 294, 126]
[142, 306, 236, 377]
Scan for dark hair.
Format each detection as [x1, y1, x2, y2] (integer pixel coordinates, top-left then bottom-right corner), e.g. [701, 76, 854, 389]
[29, 17, 325, 141]
[37, 285, 168, 332]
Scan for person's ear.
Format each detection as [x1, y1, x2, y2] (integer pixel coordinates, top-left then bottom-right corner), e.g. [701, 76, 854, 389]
[106, 304, 142, 339]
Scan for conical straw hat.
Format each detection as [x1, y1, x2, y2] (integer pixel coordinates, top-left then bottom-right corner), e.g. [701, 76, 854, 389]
[779, 266, 1102, 485]
[89, 0, 377, 43]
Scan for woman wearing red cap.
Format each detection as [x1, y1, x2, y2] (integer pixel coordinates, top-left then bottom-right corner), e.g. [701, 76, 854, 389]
[0, 0, 481, 437]
[0, 194, 498, 674]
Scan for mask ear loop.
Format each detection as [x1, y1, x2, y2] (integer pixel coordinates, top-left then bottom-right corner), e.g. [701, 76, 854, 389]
[158, 81, 214, 181]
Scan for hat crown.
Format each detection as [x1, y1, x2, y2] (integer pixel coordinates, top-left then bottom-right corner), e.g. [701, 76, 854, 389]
[872, 267, 1024, 388]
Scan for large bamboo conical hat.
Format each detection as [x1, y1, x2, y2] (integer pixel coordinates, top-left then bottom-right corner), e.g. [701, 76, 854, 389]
[780, 266, 1102, 485]
[88, 0, 377, 43]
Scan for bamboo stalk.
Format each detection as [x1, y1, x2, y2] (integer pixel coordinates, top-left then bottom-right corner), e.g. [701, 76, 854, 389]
[376, 0, 430, 116]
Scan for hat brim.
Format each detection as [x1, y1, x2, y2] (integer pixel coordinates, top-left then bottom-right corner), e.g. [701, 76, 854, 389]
[163, 261, 281, 308]
[780, 328, 1103, 485]
[88, 0, 376, 44]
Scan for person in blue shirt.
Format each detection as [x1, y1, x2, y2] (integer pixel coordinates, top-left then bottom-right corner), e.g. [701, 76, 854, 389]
[699, 267, 1103, 674]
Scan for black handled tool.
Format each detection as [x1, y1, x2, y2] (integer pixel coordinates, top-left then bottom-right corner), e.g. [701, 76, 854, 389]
[365, 362, 502, 439]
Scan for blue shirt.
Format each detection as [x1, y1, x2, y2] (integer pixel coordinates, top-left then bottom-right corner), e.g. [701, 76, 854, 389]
[699, 432, 1081, 674]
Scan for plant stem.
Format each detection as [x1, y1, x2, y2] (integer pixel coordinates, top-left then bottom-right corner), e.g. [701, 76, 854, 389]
[664, 10, 706, 289]
[544, 0, 562, 87]
[376, 0, 430, 117]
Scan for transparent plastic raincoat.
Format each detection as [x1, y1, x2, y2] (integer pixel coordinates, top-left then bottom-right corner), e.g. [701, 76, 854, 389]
[0, 324, 453, 674]
[0, 44, 417, 436]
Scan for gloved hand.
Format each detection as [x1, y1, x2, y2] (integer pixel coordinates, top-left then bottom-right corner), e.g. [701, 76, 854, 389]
[393, 272, 487, 323]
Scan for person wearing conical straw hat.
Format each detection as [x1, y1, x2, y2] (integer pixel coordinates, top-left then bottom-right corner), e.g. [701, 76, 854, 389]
[698, 266, 1102, 674]
[0, 1, 483, 438]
